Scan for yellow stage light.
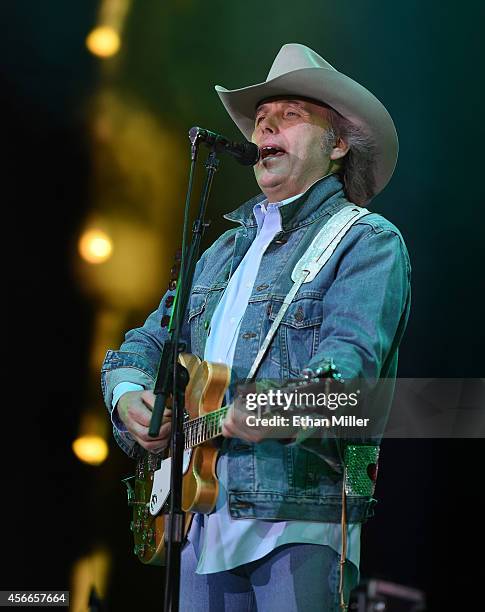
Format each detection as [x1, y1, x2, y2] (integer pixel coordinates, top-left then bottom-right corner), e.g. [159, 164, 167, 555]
[72, 435, 109, 466]
[79, 229, 113, 264]
[86, 26, 120, 58]
[70, 547, 111, 612]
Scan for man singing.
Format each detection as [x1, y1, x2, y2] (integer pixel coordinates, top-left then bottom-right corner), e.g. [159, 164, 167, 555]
[102, 43, 411, 611]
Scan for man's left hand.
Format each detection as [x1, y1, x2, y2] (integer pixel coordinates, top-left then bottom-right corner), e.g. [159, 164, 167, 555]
[221, 403, 266, 443]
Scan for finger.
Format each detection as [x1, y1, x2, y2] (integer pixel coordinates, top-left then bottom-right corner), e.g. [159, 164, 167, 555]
[223, 426, 259, 443]
[138, 396, 172, 427]
[223, 409, 243, 435]
[129, 423, 172, 442]
[221, 420, 237, 438]
[223, 414, 265, 443]
[133, 406, 173, 429]
[141, 390, 156, 407]
[127, 395, 170, 426]
[158, 421, 172, 441]
[128, 404, 154, 428]
[222, 419, 253, 442]
[161, 408, 173, 424]
[135, 420, 172, 452]
[133, 434, 167, 453]
[129, 419, 167, 443]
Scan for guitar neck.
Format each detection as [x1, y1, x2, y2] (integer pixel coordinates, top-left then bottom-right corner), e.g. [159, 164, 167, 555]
[184, 405, 229, 449]
[181, 362, 341, 450]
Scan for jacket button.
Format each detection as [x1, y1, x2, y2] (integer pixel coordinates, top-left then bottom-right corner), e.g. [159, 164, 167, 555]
[294, 306, 304, 323]
[170, 263, 180, 280]
[204, 321, 210, 330]
[242, 332, 257, 339]
[256, 284, 269, 291]
[160, 315, 170, 327]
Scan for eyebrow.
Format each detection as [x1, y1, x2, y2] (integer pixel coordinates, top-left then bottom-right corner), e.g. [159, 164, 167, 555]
[255, 100, 306, 115]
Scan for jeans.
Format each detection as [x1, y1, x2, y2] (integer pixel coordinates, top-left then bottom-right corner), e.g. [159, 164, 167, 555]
[180, 540, 359, 611]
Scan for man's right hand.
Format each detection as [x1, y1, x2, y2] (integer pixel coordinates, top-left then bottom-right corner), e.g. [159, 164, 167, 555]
[116, 390, 172, 453]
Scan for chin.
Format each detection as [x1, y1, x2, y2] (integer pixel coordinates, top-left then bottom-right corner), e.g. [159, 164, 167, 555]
[256, 171, 287, 192]
[258, 182, 284, 197]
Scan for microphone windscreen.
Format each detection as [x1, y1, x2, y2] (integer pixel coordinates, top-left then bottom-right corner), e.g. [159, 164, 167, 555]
[238, 142, 260, 166]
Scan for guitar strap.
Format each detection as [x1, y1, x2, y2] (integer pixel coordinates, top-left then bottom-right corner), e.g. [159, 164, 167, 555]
[245, 203, 372, 611]
[246, 204, 371, 382]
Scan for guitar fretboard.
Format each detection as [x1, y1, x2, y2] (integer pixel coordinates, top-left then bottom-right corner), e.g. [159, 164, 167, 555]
[184, 406, 228, 449]
[181, 369, 339, 450]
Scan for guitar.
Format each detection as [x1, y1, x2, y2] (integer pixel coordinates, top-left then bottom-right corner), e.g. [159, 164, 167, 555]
[122, 352, 232, 565]
[122, 354, 341, 566]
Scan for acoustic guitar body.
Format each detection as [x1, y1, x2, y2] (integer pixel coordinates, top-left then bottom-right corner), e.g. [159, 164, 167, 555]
[182, 357, 231, 513]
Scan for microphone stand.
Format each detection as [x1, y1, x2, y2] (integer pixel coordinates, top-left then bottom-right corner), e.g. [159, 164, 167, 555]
[148, 130, 220, 612]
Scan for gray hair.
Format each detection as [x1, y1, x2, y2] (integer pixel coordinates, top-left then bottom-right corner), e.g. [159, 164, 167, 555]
[322, 107, 377, 205]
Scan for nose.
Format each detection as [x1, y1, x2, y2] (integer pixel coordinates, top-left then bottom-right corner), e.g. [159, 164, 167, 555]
[257, 113, 279, 135]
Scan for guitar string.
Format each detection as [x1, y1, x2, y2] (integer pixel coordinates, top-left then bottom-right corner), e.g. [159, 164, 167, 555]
[182, 376, 329, 449]
[182, 376, 329, 448]
[184, 406, 229, 449]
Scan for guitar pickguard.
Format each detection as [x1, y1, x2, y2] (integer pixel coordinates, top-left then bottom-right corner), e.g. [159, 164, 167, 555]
[149, 449, 192, 516]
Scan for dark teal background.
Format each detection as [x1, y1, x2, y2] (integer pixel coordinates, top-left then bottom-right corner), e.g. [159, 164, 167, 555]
[3, 1, 483, 609]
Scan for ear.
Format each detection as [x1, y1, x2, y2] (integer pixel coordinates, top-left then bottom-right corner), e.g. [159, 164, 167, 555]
[330, 137, 349, 160]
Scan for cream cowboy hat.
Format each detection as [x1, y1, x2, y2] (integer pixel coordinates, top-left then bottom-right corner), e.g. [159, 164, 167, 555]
[215, 43, 398, 198]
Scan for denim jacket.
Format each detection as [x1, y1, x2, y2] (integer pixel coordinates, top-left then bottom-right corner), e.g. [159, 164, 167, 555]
[101, 174, 411, 523]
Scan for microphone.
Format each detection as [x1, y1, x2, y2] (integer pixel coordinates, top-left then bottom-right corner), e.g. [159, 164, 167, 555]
[189, 126, 260, 166]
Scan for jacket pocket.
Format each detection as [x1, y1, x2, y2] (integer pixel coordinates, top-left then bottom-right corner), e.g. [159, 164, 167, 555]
[286, 444, 342, 496]
[268, 296, 323, 377]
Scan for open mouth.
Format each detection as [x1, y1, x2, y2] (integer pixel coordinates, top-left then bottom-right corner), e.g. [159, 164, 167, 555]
[260, 145, 286, 160]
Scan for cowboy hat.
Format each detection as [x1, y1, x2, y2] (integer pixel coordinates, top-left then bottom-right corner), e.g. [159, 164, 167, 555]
[215, 43, 398, 198]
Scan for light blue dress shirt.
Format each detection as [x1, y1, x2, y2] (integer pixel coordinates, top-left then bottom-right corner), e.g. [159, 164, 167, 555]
[190, 191, 360, 574]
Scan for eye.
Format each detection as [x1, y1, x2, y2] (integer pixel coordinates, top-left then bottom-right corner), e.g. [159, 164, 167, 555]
[285, 109, 300, 118]
[256, 115, 265, 125]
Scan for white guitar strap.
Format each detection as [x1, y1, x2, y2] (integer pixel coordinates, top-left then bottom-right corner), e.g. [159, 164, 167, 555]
[246, 205, 370, 381]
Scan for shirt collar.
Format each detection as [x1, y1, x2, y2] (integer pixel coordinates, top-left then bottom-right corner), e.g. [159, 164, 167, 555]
[252, 174, 333, 229]
[224, 173, 347, 232]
